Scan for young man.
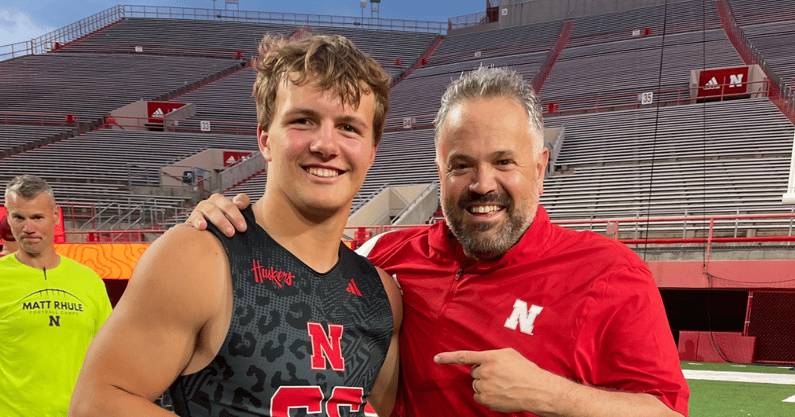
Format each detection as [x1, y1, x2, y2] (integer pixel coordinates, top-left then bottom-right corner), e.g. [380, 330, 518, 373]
[70, 34, 401, 416]
[191, 67, 689, 416]
[0, 175, 112, 416]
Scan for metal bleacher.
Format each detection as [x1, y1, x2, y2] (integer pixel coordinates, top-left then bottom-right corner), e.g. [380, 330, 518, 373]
[542, 98, 794, 236]
[3, 3, 795, 239]
[429, 20, 562, 66]
[388, 51, 548, 120]
[739, 20, 795, 90]
[542, 29, 743, 107]
[175, 68, 258, 126]
[61, 17, 439, 79]
[0, 124, 78, 158]
[0, 52, 240, 123]
[218, 1, 795, 235]
[567, 0, 723, 47]
[728, 0, 795, 26]
[0, 12, 445, 232]
[0, 129, 253, 210]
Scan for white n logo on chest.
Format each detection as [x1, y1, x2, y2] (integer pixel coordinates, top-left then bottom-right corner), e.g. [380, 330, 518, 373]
[504, 299, 543, 335]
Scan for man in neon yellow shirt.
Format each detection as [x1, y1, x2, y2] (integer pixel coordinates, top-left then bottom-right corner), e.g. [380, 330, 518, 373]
[0, 175, 112, 416]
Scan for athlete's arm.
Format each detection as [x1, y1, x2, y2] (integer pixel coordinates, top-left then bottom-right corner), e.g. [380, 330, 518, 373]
[69, 226, 229, 416]
[186, 193, 250, 236]
[366, 267, 402, 416]
[435, 348, 683, 417]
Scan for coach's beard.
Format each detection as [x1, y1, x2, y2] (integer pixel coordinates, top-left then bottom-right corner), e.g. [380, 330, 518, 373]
[443, 190, 537, 261]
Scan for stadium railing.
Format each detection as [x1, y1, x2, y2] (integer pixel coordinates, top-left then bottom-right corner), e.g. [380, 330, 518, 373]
[542, 79, 771, 117]
[0, 5, 448, 61]
[61, 211, 795, 246]
[384, 79, 773, 131]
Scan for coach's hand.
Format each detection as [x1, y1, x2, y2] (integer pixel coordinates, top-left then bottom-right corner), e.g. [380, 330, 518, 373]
[185, 193, 251, 237]
[434, 348, 572, 414]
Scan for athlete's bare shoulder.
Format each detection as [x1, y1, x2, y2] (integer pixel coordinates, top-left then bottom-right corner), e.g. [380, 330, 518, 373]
[122, 225, 230, 326]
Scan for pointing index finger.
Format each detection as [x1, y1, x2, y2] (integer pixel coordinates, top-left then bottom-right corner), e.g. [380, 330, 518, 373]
[434, 350, 486, 366]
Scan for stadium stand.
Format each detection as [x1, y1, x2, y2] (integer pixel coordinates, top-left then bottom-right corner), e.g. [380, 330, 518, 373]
[0, 124, 78, 158]
[428, 20, 562, 66]
[2, 0, 794, 366]
[0, 12, 443, 229]
[387, 51, 548, 119]
[542, 29, 744, 108]
[0, 3, 791, 239]
[739, 21, 795, 90]
[567, 0, 723, 47]
[54, 18, 293, 56]
[55, 17, 439, 79]
[0, 129, 255, 221]
[0, 53, 241, 123]
[200, 1, 794, 236]
[728, 0, 795, 26]
[171, 68, 258, 126]
[544, 99, 793, 223]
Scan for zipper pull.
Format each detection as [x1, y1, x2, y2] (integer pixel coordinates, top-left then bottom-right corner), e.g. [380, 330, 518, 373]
[455, 268, 463, 281]
[43, 267, 47, 281]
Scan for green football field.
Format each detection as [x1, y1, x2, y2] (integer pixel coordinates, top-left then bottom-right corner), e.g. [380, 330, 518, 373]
[682, 361, 795, 416]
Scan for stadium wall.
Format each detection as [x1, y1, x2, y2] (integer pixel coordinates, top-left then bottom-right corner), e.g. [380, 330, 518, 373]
[649, 260, 795, 289]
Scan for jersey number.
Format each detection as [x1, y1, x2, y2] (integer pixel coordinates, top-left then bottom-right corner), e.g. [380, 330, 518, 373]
[271, 386, 364, 417]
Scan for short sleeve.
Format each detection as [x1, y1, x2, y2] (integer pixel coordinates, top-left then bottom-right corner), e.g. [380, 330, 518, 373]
[574, 265, 690, 416]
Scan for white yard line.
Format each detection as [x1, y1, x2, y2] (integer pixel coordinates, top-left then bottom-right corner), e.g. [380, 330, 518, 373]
[784, 394, 795, 403]
[683, 369, 795, 385]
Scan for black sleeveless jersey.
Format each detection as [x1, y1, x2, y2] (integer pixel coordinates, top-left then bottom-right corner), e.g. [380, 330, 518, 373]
[168, 207, 394, 417]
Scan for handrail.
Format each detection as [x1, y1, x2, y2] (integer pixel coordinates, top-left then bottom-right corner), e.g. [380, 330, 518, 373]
[80, 202, 121, 230]
[542, 79, 771, 117]
[370, 212, 795, 256]
[0, 6, 124, 61]
[64, 229, 165, 237]
[1, 5, 447, 62]
[103, 114, 258, 136]
[59, 202, 96, 229]
[0, 111, 81, 127]
[56, 42, 246, 60]
[447, 11, 488, 30]
[94, 77, 775, 136]
[384, 79, 771, 132]
[65, 211, 795, 244]
[122, 5, 448, 33]
[717, 0, 795, 123]
[3, 78, 773, 137]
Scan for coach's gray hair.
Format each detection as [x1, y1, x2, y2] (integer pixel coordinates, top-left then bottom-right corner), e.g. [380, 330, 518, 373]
[5, 175, 55, 205]
[434, 66, 544, 158]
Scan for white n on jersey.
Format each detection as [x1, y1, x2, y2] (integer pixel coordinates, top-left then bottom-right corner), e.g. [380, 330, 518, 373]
[504, 299, 543, 335]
